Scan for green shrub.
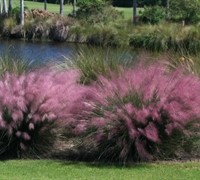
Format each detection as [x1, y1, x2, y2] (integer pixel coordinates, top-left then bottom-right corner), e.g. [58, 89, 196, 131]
[68, 24, 88, 42]
[76, 0, 122, 24]
[140, 6, 166, 24]
[112, 0, 164, 7]
[10, 6, 29, 23]
[169, 0, 200, 24]
[87, 25, 117, 46]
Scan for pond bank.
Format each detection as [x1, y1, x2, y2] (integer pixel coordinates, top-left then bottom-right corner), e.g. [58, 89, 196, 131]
[1, 9, 200, 54]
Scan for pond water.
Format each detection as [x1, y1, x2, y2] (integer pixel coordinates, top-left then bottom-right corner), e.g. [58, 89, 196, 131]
[0, 39, 137, 67]
[0, 39, 78, 65]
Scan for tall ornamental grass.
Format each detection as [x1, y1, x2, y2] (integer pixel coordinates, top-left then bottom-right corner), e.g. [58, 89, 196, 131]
[70, 63, 200, 162]
[0, 53, 33, 76]
[0, 69, 88, 158]
[60, 47, 135, 84]
[0, 53, 199, 163]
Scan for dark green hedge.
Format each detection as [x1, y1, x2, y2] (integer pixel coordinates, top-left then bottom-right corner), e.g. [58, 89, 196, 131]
[112, 0, 167, 7]
[25, 0, 167, 7]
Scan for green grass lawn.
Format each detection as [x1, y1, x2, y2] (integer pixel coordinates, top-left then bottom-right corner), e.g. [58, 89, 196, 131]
[12, 0, 137, 20]
[116, 7, 143, 20]
[13, 0, 73, 15]
[0, 160, 199, 179]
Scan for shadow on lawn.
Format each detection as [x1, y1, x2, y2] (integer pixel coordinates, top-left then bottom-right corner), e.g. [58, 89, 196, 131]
[52, 149, 151, 168]
[55, 158, 151, 169]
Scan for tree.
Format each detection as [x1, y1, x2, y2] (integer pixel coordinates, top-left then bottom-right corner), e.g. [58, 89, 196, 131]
[60, 0, 64, 16]
[3, 0, 8, 14]
[160, 0, 170, 19]
[20, 0, 24, 25]
[0, 1, 2, 15]
[166, 0, 169, 19]
[133, 0, 137, 24]
[8, 0, 12, 13]
[72, 0, 76, 17]
[44, 0, 47, 10]
[169, 0, 200, 23]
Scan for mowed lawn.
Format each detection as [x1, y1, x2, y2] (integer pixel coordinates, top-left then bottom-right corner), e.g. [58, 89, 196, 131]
[13, 0, 73, 15]
[116, 7, 143, 20]
[0, 160, 199, 179]
[12, 0, 136, 19]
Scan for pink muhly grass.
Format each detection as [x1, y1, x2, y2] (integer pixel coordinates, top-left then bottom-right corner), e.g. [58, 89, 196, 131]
[80, 63, 200, 162]
[0, 69, 88, 157]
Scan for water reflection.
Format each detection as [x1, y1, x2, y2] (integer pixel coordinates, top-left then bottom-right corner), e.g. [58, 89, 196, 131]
[0, 39, 137, 67]
[0, 39, 77, 65]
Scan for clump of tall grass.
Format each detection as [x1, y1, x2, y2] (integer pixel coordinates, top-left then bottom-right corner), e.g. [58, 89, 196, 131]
[128, 23, 200, 54]
[67, 22, 200, 54]
[1, 17, 17, 36]
[158, 49, 200, 76]
[0, 69, 89, 158]
[0, 52, 34, 76]
[87, 24, 118, 46]
[67, 24, 88, 42]
[59, 47, 135, 84]
[70, 63, 200, 163]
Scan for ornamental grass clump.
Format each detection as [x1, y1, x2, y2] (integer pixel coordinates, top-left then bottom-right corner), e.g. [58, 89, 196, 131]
[60, 47, 134, 85]
[80, 63, 200, 162]
[0, 69, 86, 158]
[0, 53, 33, 76]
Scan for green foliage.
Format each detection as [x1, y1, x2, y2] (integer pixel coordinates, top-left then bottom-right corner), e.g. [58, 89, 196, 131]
[139, 6, 166, 24]
[25, 0, 74, 4]
[59, 47, 134, 84]
[76, 0, 105, 23]
[169, 0, 200, 23]
[112, 0, 132, 7]
[10, 6, 29, 23]
[127, 23, 200, 54]
[112, 0, 163, 7]
[1, 17, 17, 36]
[76, 0, 122, 24]
[0, 51, 34, 76]
[87, 25, 117, 46]
[67, 21, 200, 53]
[138, 0, 162, 7]
[77, 0, 106, 12]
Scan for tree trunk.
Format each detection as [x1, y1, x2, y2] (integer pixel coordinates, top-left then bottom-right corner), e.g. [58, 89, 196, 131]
[20, 0, 24, 26]
[133, 0, 137, 24]
[72, 0, 76, 17]
[60, 0, 64, 16]
[0, 0, 2, 15]
[166, 0, 170, 19]
[44, 0, 47, 10]
[3, 0, 8, 14]
[8, 0, 12, 13]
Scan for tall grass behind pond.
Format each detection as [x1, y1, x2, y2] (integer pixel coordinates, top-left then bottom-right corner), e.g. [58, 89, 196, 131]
[68, 22, 200, 54]
[2, 11, 200, 54]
